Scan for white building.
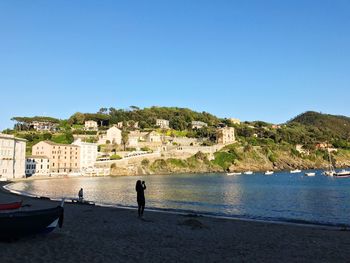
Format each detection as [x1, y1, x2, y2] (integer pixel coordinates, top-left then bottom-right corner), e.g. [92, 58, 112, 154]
[145, 131, 162, 143]
[0, 133, 26, 181]
[127, 137, 139, 148]
[191, 121, 208, 129]
[31, 121, 58, 131]
[72, 139, 98, 170]
[84, 120, 98, 131]
[156, 119, 170, 129]
[25, 156, 50, 177]
[98, 126, 122, 145]
[117, 121, 139, 129]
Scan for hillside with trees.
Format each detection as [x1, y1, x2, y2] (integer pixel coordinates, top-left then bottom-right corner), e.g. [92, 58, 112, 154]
[289, 111, 350, 139]
[68, 106, 222, 130]
[4, 108, 350, 170]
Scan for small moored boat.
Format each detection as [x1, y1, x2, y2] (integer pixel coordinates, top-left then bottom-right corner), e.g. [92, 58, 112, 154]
[0, 200, 22, 211]
[290, 169, 301, 174]
[264, 171, 274, 175]
[226, 172, 242, 176]
[244, 171, 253, 175]
[305, 172, 316, 177]
[0, 201, 64, 239]
[333, 170, 350, 178]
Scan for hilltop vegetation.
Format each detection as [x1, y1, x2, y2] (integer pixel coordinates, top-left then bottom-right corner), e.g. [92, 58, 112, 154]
[289, 111, 350, 141]
[11, 116, 60, 123]
[68, 106, 223, 130]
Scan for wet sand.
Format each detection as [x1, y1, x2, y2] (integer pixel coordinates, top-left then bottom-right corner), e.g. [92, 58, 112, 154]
[1, 183, 350, 263]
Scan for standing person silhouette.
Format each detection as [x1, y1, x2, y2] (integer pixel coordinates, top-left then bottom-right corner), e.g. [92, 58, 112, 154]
[78, 188, 84, 202]
[135, 180, 146, 217]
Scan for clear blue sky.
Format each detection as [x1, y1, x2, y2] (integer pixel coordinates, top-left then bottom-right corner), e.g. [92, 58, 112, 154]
[1, 0, 349, 130]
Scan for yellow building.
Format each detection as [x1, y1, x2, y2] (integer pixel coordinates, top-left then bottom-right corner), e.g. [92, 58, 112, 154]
[32, 141, 80, 174]
[217, 127, 235, 145]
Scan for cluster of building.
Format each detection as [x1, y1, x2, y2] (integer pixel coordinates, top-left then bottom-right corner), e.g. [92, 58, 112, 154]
[26, 139, 98, 177]
[1, 117, 238, 180]
[15, 120, 59, 132]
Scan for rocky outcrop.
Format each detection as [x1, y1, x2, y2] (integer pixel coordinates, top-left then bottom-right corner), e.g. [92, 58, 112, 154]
[110, 148, 350, 176]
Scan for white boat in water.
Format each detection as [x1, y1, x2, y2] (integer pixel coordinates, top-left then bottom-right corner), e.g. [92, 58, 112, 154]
[323, 149, 350, 178]
[336, 170, 350, 176]
[290, 169, 301, 173]
[264, 171, 274, 175]
[305, 172, 316, 177]
[226, 172, 242, 176]
[243, 171, 253, 175]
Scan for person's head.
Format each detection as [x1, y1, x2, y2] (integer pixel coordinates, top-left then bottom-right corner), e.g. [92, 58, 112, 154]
[136, 180, 142, 188]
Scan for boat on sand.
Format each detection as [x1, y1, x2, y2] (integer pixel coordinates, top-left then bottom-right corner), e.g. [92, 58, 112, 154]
[0, 201, 64, 239]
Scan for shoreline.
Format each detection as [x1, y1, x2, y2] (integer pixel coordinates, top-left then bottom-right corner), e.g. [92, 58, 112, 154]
[6, 166, 336, 183]
[3, 179, 349, 231]
[1, 182, 350, 262]
[10, 162, 350, 182]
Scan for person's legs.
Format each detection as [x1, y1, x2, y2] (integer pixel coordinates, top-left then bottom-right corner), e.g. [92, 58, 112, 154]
[141, 202, 145, 216]
[138, 204, 141, 217]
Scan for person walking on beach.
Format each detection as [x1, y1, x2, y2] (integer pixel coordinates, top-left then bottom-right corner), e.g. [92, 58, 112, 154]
[78, 188, 84, 202]
[135, 180, 146, 217]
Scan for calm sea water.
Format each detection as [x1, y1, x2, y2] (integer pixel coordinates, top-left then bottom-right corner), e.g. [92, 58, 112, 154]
[7, 171, 350, 226]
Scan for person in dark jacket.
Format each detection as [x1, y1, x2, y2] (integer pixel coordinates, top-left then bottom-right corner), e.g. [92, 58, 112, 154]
[135, 180, 146, 217]
[78, 188, 84, 202]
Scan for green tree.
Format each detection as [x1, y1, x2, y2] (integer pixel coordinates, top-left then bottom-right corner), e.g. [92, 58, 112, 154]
[68, 112, 85, 125]
[121, 130, 129, 151]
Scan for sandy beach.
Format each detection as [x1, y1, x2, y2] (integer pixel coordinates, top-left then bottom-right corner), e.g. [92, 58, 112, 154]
[1, 183, 350, 263]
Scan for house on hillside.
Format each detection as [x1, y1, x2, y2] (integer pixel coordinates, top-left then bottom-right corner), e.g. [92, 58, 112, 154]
[296, 144, 309, 155]
[117, 121, 139, 129]
[316, 143, 333, 150]
[98, 126, 122, 145]
[145, 131, 162, 143]
[217, 127, 235, 145]
[229, 118, 241, 125]
[271, 124, 281, 129]
[191, 121, 208, 129]
[31, 121, 59, 131]
[156, 119, 170, 129]
[84, 120, 98, 131]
